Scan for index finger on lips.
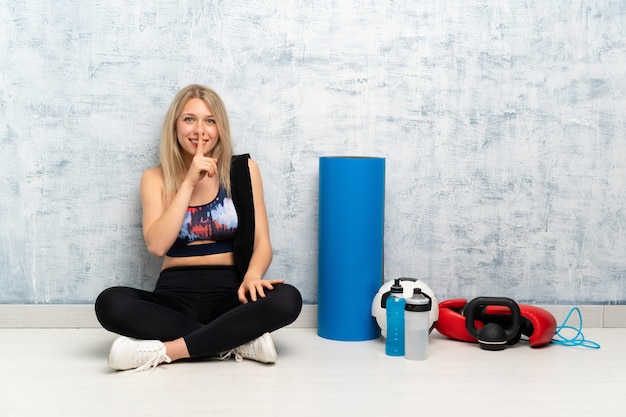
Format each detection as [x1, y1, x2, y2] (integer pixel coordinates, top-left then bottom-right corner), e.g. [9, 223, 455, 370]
[195, 134, 204, 156]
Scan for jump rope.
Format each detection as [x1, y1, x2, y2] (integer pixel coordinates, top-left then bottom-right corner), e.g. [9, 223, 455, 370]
[551, 307, 601, 349]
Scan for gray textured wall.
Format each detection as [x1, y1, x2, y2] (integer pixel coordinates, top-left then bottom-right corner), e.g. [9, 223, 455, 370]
[1, 1, 625, 304]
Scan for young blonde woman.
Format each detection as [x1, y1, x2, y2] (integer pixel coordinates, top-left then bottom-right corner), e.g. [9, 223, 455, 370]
[95, 84, 302, 371]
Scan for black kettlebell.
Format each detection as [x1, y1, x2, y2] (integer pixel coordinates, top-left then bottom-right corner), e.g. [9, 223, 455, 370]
[465, 297, 521, 351]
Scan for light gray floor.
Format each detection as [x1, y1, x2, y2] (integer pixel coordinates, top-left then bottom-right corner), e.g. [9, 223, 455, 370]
[1, 327, 623, 416]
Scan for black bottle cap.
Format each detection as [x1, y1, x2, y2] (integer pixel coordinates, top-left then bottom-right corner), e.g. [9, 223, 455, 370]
[390, 278, 403, 294]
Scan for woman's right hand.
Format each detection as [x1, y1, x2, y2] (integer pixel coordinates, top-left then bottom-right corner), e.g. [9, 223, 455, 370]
[184, 136, 218, 187]
[142, 137, 218, 258]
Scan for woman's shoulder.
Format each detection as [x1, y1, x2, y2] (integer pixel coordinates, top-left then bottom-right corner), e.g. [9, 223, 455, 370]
[141, 166, 164, 187]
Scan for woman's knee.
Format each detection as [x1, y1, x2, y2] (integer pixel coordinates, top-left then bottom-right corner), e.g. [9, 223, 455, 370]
[94, 287, 136, 326]
[273, 283, 303, 324]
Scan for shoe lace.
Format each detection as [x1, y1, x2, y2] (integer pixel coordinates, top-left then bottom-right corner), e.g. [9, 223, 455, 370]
[133, 349, 171, 372]
[217, 339, 261, 363]
[216, 350, 244, 363]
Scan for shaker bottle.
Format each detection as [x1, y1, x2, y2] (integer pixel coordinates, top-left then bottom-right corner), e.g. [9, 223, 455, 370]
[404, 288, 431, 360]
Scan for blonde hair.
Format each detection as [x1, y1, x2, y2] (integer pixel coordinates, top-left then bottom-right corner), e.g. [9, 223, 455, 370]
[159, 84, 233, 203]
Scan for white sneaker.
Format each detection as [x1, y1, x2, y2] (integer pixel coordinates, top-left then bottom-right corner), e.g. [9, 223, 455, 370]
[219, 332, 277, 364]
[108, 336, 171, 372]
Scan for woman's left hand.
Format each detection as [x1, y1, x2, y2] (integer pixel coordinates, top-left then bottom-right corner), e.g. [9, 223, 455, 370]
[238, 278, 285, 303]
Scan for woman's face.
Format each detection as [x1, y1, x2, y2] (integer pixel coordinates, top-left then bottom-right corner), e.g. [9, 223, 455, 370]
[176, 98, 220, 157]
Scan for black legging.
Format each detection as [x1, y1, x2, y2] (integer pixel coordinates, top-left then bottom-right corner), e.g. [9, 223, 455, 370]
[94, 266, 303, 358]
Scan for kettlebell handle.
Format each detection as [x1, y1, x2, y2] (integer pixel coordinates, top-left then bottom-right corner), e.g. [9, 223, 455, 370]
[465, 297, 521, 344]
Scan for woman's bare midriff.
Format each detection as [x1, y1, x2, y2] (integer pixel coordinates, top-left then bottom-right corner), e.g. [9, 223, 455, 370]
[160, 240, 236, 270]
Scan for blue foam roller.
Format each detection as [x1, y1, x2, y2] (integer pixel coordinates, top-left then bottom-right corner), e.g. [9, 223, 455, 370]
[318, 156, 385, 341]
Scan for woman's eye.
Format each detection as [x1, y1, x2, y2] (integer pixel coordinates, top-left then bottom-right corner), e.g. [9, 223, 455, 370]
[206, 119, 216, 124]
[183, 116, 194, 122]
